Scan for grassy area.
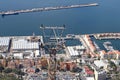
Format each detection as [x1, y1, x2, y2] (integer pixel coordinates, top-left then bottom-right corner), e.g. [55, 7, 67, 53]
[0, 73, 20, 80]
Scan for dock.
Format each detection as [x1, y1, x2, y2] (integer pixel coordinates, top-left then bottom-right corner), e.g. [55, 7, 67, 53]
[0, 3, 98, 16]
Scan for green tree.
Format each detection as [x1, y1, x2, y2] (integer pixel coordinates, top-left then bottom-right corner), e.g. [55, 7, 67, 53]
[12, 69, 24, 80]
[0, 63, 4, 73]
[60, 57, 64, 62]
[0, 66, 4, 73]
[4, 68, 12, 73]
[0, 74, 19, 80]
[110, 61, 117, 71]
[87, 54, 91, 58]
[12, 69, 25, 76]
[0, 55, 3, 59]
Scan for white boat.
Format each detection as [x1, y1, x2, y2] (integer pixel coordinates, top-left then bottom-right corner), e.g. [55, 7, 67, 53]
[103, 41, 114, 51]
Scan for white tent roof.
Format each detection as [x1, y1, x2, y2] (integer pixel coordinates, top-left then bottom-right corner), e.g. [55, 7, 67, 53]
[12, 39, 39, 50]
[67, 46, 80, 56]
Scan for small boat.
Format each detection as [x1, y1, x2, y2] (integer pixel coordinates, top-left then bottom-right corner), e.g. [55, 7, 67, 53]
[103, 41, 111, 45]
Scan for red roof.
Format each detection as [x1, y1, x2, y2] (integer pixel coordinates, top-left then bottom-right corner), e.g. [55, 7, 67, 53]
[84, 66, 94, 75]
[86, 70, 94, 75]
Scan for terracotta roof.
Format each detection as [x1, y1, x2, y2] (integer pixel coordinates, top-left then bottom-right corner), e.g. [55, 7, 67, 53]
[101, 50, 106, 54]
[84, 66, 94, 75]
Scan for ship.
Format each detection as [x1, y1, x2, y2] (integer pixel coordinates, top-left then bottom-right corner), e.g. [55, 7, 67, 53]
[2, 12, 19, 17]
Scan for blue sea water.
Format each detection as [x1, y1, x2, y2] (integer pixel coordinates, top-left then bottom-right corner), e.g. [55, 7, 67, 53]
[0, 0, 120, 36]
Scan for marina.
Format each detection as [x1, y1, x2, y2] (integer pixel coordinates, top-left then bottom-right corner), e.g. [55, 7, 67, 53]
[91, 34, 120, 51]
[0, 3, 98, 16]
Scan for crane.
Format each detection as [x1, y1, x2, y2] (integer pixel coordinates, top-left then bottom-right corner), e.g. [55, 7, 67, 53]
[40, 25, 66, 80]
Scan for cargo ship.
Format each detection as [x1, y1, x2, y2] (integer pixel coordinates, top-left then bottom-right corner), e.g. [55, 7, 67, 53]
[2, 12, 19, 17]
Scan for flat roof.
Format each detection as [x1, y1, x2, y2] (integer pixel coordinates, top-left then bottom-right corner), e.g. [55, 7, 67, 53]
[0, 37, 10, 46]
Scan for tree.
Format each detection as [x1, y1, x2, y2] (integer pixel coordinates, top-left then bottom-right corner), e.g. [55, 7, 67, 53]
[12, 69, 24, 80]
[100, 66, 103, 69]
[4, 68, 12, 73]
[72, 67, 82, 72]
[97, 56, 100, 60]
[12, 69, 24, 76]
[0, 74, 19, 80]
[110, 61, 117, 71]
[87, 54, 91, 58]
[12, 68, 18, 74]
[0, 55, 3, 59]
[94, 50, 98, 54]
[60, 57, 64, 62]
[0, 66, 4, 73]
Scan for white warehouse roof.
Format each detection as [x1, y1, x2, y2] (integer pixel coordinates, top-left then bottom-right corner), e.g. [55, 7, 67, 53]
[12, 39, 39, 50]
[67, 46, 79, 56]
[0, 37, 10, 46]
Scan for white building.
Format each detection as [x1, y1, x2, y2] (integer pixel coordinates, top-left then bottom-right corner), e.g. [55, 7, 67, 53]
[13, 53, 23, 59]
[12, 50, 42, 59]
[0, 37, 10, 52]
[91, 63, 107, 80]
[67, 45, 85, 57]
[86, 77, 94, 80]
[11, 36, 43, 58]
[94, 70, 106, 80]
[94, 60, 109, 70]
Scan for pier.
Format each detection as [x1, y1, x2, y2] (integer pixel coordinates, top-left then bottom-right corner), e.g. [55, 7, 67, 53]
[93, 33, 120, 39]
[0, 3, 98, 16]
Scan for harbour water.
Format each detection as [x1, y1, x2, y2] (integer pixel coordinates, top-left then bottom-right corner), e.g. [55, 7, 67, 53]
[0, 0, 120, 36]
[91, 36, 120, 51]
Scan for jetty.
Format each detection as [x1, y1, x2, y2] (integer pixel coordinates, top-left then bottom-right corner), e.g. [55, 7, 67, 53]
[0, 3, 98, 16]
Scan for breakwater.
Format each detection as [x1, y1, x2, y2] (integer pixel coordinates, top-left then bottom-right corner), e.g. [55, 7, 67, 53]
[0, 3, 98, 16]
